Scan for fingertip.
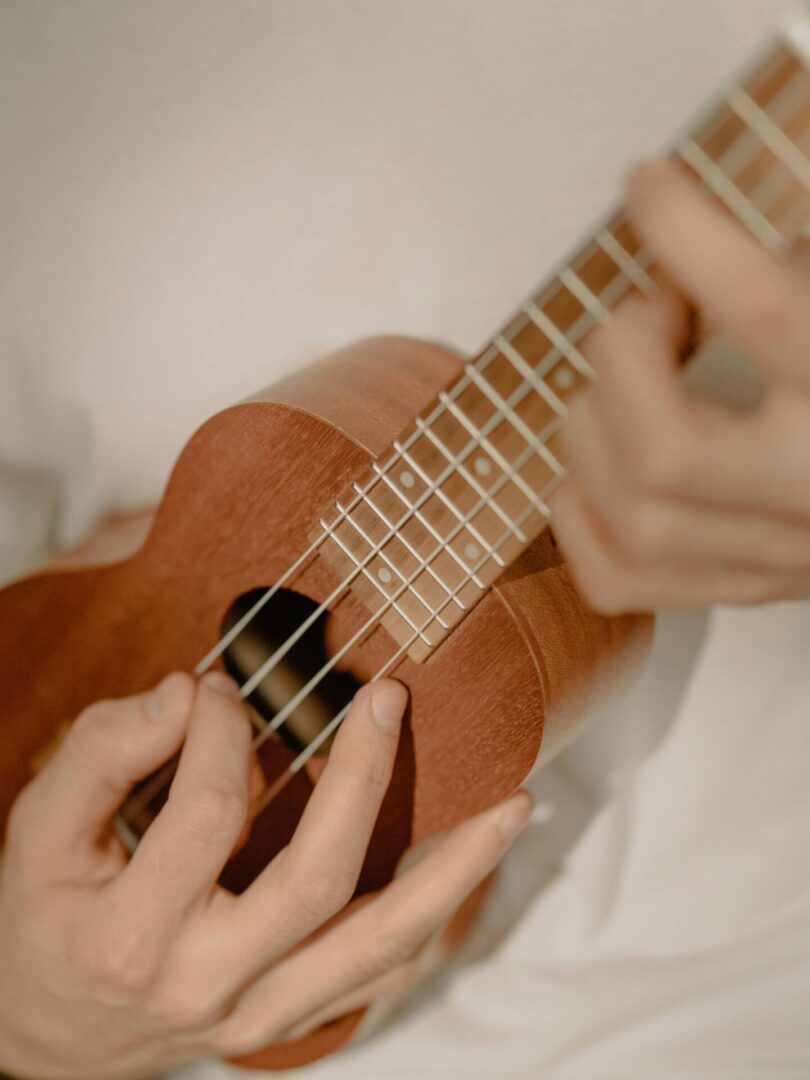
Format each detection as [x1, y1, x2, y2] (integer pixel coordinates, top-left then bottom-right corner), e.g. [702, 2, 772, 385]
[145, 671, 195, 724]
[494, 789, 534, 844]
[200, 669, 243, 702]
[364, 679, 408, 733]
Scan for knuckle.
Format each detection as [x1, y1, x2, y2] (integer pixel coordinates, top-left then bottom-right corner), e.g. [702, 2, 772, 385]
[68, 701, 118, 766]
[72, 928, 159, 998]
[173, 785, 246, 848]
[355, 756, 392, 801]
[366, 928, 420, 977]
[152, 984, 224, 1032]
[290, 864, 357, 923]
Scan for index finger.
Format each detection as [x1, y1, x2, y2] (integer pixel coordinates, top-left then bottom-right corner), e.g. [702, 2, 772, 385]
[213, 680, 406, 987]
[627, 159, 810, 391]
[110, 673, 253, 932]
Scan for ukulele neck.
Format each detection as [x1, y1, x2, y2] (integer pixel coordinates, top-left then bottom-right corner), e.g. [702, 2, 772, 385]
[320, 28, 810, 663]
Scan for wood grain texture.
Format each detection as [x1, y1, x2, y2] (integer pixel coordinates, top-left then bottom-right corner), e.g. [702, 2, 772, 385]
[0, 336, 650, 1070]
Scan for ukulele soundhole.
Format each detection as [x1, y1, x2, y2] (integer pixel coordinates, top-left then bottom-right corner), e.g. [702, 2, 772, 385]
[221, 587, 361, 757]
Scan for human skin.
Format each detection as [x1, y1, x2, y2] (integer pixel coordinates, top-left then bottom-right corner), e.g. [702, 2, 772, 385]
[550, 160, 810, 613]
[0, 672, 532, 1079]
[3, 158, 808, 1080]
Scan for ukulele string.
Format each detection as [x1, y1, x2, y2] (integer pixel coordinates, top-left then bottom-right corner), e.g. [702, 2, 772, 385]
[123, 336, 556, 819]
[125, 90, 808, 828]
[246, 463, 568, 825]
[248, 432, 565, 757]
[195, 70, 810, 706]
[125, 249, 653, 823]
[122, 319, 587, 823]
[198, 253, 647, 697]
[125, 355, 579, 825]
[240, 148, 810, 822]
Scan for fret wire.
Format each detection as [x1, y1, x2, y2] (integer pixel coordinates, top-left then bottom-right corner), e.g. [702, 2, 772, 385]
[438, 390, 551, 519]
[321, 513, 436, 642]
[522, 300, 596, 379]
[235, 416, 494, 699]
[215, 45, 810, 695]
[493, 336, 569, 421]
[710, 60, 810, 194]
[374, 450, 487, 587]
[417, 409, 555, 539]
[253, 432, 568, 752]
[201, 337, 511, 676]
[335, 499, 452, 629]
[350, 484, 464, 616]
[278, 461, 569, 777]
[235, 347, 572, 726]
[595, 229, 656, 295]
[704, 65, 810, 226]
[677, 139, 786, 250]
[183, 35, 810, 818]
[558, 267, 611, 322]
[391, 436, 497, 560]
[412, 416, 517, 556]
[387, 441, 492, 583]
[464, 360, 566, 479]
[316, 225, 639, 625]
[317, 97, 810, 678]
[726, 88, 810, 192]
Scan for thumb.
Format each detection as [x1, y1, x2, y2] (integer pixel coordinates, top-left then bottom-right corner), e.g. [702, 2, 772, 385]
[12, 673, 194, 866]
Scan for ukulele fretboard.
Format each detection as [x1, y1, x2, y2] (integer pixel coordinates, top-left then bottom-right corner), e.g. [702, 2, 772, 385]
[319, 26, 810, 663]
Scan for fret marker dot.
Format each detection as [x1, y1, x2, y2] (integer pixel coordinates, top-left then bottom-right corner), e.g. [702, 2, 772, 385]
[553, 365, 575, 391]
[378, 567, 393, 584]
[400, 470, 415, 489]
[464, 542, 480, 561]
[474, 456, 492, 477]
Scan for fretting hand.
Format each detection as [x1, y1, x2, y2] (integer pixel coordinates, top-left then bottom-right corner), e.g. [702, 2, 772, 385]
[550, 160, 810, 612]
[0, 672, 532, 1079]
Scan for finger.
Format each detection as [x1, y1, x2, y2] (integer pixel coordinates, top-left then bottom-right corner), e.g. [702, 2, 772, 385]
[575, 284, 810, 519]
[213, 790, 532, 1057]
[549, 478, 639, 613]
[279, 949, 428, 1043]
[113, 672, 252, 921]
[550, 477, 802, 612]
[565, 288, 699, 526]
[218, 680, 407, 982]
[627, 160, 810, 391]
[586, 290, 694, 476]
[566, 316, 810, 570]
[10, 673, 194, 869]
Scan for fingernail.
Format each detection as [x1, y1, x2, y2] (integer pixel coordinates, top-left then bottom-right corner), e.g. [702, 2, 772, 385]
[370, 683, 406, 731]
[144, 672, 188, 721]
[201, 670, 243, 701]
[496, 791, 533, 844]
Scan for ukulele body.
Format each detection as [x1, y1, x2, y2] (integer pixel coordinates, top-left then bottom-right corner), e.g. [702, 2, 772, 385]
[0, 335, 650, 1070]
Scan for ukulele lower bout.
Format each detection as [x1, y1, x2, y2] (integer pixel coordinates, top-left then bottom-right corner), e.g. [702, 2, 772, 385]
[0, 335, 650, 1071]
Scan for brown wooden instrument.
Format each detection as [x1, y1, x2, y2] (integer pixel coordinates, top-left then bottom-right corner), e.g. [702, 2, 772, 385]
[2, 18, 810, 1072]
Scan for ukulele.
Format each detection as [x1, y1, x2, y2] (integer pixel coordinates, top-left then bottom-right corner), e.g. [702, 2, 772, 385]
[2, 12, 810, 1072]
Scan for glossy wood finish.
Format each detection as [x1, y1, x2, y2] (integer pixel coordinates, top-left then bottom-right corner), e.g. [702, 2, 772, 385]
[0, 335, 648, 1070]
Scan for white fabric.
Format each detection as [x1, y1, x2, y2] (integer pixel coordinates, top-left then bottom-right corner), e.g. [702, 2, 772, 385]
[2, 2, 809, 1077]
